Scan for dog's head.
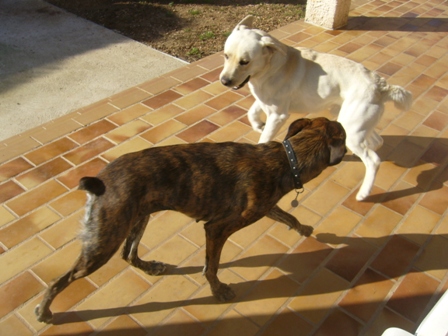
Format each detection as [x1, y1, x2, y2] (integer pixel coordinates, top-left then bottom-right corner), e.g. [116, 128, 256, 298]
[220, 15, 287, 90]
[285, 117, 347, 166]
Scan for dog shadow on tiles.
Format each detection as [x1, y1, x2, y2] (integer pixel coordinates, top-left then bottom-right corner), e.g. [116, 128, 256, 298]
[51, 232, 447, 327]
[343, 135, 448, 203]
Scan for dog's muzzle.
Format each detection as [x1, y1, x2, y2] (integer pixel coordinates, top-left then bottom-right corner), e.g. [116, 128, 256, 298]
[221, 76, 250, 90]
[233, 76, 250, 90]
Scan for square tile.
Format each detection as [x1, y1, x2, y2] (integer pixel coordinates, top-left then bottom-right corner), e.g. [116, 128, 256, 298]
[288, 268, 349, 324]
[234, 269, 299, 327]
[325, 235, 377, 282]
[278, 237, 333, 283]
[260, 308, 313, 336]
[387, 271, 439, 322]
[355, 206, 403, 246]
[153, 309, 205, 336]
[371, 235, 420, 278]
[75, 269, 151, 329]
[313, 308, 363, 336]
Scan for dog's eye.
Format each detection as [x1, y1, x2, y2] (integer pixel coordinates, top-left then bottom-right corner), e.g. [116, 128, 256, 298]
[239, 60, 249, 66]
[224, 54, 229, 60]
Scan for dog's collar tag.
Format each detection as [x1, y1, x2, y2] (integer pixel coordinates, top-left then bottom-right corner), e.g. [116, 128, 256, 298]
[283, 139, 304, 207]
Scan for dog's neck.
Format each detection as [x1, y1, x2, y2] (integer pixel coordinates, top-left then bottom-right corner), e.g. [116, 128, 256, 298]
[282, 139, 304, 190]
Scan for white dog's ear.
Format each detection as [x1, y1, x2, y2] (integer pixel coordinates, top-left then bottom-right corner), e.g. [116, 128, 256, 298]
[235, 15, 254, 30]
[261, 35, 287, 56]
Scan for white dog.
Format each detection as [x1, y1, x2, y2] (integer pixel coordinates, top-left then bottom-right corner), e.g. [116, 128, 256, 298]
[220, 16, 412, 201]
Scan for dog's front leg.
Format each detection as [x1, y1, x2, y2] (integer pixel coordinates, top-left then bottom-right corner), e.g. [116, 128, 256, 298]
[204, 220, 240, 302]
[258, 108, 289, 143]
[247, 100, 265, 133]
[267, 205, 313, 236]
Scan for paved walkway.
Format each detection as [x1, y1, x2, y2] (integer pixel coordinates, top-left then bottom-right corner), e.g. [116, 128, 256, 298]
[0, 0, 447, 335]
[0, 0, 186, 141]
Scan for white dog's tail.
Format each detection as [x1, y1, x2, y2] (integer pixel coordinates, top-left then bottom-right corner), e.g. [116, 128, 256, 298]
[375, 73, 413, 111]
[385, 85, 413, 111]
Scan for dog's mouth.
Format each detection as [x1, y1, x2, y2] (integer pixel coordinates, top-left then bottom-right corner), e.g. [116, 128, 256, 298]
[233, 76, 250, 90]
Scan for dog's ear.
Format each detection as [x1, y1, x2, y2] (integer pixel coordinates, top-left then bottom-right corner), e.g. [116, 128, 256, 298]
[261, 35, 287, 56]
[235, 15, 254, 30]
[284, 118, 312, 139]
[328, 141, 346, 166]
[326, 121, 347, 166]
[326, 121, 346, 141]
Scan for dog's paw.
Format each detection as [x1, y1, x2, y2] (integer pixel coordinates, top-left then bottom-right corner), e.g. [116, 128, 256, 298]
[298, 224, 313, 237]
[252, 122, 265, 133]
[144, 261, 166, 276]
[35, 304, 53, 324]
[212, 283, 236, 302]
[356, 190, 369, 201]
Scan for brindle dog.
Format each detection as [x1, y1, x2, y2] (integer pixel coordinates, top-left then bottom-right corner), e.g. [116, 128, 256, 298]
[35, 117, 346, 323]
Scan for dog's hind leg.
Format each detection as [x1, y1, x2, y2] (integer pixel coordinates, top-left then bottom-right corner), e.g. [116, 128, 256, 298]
[35, 247, 117, 323]
[338, 101, 383, 201]
[346, 135, 381, 201]
[122, 215, 166, 276]
[367, 130, 383, 151]
[267, 205, 313, 236]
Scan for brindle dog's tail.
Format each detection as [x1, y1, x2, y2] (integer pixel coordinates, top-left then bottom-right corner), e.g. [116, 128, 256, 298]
[79, 176, 106, 196]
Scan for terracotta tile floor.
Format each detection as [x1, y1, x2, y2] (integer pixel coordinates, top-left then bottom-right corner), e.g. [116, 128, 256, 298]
[1, 0, 448, 335]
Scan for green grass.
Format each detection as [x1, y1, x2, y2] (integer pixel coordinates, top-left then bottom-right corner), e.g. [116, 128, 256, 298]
[187, 47, 201, 56]
[199, 31, 215, 41]
[188, 9, 201, 15]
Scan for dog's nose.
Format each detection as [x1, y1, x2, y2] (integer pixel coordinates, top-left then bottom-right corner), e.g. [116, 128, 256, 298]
[221, 77, 231, 86]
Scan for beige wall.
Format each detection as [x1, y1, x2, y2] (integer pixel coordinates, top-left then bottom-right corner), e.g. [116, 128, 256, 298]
[305, 0, 352, 29]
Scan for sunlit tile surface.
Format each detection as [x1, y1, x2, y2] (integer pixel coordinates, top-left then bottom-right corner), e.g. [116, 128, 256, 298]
[1, 0, 447, 334]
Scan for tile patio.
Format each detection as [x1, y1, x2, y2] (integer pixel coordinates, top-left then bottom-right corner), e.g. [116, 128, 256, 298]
[0, 0, 447, 335]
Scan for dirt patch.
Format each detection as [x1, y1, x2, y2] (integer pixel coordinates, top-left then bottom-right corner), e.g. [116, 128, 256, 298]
[45, 0, 306, 62]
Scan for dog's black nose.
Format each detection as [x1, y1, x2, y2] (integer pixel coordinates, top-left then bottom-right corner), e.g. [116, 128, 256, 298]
[221, 77, 231, 86]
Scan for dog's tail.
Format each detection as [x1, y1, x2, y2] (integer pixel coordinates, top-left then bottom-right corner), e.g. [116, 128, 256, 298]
[376, 73, 413, 111]
[384, 84, 413, 111]
[79, 177, 106, 196]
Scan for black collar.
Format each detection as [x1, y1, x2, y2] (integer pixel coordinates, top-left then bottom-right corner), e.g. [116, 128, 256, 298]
[282, 139, 303, 190]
